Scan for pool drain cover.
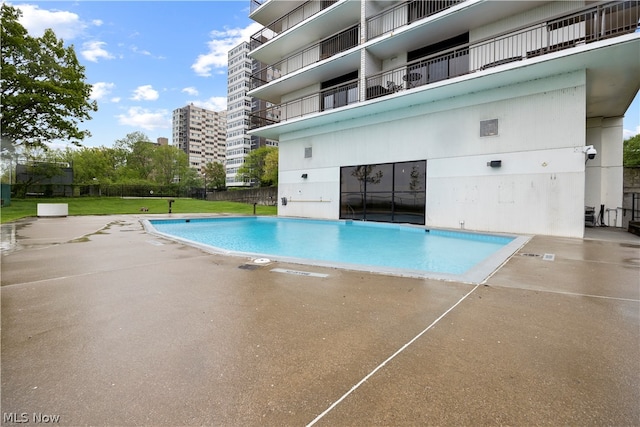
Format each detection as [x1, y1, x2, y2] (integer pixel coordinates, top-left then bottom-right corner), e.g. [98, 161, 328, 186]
[254, 258, 271, 264]
[239, 264, 261, 270]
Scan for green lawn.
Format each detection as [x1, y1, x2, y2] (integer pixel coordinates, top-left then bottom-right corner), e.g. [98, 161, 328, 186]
[0, 197, 277, 223]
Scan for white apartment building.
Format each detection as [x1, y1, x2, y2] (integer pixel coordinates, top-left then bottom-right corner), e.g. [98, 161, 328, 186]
[226, 42, 254, 186]
[227, 42, 279, 187]
[172, 104, 226, 174]
[247, 0, 640, 238]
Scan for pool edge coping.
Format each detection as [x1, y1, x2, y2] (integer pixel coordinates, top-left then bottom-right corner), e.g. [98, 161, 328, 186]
[140, 216, 531, 284]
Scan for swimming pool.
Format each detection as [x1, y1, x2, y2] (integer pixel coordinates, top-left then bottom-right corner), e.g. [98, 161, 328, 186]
[144, 217, 528, 283]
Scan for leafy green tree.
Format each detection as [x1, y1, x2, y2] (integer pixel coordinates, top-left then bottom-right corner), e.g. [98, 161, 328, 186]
[202, 161, 226, 190]
[177, 167, 201, 189]
[237, 146, 278, 187]
[263, 148, 278, 186]
[0, 4, 97, 149]
[64, 146, 121, 184]
[150, 145, 191, 186]
[623, 134, 640, 167]
[1, 137, 17, 184]
[113, 132, 155, 181]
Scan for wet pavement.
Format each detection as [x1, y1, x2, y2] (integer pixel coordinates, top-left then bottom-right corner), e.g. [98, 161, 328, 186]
[1, 215, 639, 426]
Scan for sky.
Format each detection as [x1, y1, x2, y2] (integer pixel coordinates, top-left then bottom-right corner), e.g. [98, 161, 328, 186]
[7, 1, 640, 150]
[9, 0, 262, 149]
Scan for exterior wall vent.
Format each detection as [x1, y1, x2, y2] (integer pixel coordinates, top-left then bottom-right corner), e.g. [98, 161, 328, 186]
[480, 119, 498, 137]
[305, 147, 312, 158]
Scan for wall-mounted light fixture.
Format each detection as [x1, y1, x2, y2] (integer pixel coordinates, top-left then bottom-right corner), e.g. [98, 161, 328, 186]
[487, 160, 502, 168]
[301, 173, 308, 179]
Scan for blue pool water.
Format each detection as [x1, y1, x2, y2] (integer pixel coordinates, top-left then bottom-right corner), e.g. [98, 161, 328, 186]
[147, 217, 522, 281]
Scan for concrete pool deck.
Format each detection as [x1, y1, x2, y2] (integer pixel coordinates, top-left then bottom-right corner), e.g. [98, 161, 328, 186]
[1, 214, 639, 426]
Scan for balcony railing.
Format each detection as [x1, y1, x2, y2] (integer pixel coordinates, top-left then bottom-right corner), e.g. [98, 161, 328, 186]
[365, 0, 639, 100]
[366, 0, 465, 40]
[250, 79, 359, 128]
[250, 0, 338, 50]
[251, 25, 360, 90]
[250, 0, 639, 130]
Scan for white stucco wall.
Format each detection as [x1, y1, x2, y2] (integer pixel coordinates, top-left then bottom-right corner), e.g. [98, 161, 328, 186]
[277, 70, 590, 237]
[585, 116, 624, 227]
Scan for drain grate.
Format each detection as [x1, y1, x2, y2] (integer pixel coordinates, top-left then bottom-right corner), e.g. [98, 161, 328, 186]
[238, 264, 262, 270]
[520, 253, 542, 258]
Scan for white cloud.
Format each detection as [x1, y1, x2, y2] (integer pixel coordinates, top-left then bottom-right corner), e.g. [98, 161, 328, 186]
[131, 45, 151, 56]
[116, 107, 170, 131]
[81, 40, 114, 62]
[190, 97, 227, 112]
[182, 87, 199, 96]
[14, 3, 86, 39]
[90, 82, 115, 101]
[192, 22, 263, 77]
[623, 125, 640, 140]
[130, 45, 165, 59]
[131, 85, 159, 101]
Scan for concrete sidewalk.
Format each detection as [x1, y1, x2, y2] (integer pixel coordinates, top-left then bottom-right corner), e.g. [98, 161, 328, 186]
[1, 215, 639, 426]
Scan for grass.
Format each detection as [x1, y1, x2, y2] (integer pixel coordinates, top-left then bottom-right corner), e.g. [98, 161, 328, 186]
[0, 197, 277, 223]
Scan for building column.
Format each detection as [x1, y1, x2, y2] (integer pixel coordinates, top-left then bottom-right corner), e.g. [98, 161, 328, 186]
[586, 117, 624, 227]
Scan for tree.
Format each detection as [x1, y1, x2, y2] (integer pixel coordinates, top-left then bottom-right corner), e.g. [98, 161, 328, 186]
[237, 146, 278, 187]
[202, 161, 226, 190]
[0, 4, 97, 149]
[623, 134, 640, 167]
[64, 146, 121, 184]
[263, 148, 278, 186]
[114, 132, 155, 181]
[150, 145, 190, 186]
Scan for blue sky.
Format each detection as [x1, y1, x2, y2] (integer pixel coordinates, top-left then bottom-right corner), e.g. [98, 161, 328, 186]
[8, 1, 640, 149]
[10, 0, 261, 148]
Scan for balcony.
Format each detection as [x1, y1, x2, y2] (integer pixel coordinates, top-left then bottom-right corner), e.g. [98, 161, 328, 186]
[250, 1, 338, 50]
[365, 0, 639, 100]
[250, 0, 639, 132]
[251, 25, 360, 90]
[250, 0, 265, 14]
[366, 0, 466, 40]
[250, 0, 309, 26]
[250, 79, 359, 128]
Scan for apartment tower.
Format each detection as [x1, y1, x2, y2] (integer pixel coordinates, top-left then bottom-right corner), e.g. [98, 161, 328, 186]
[172, 104, 227, 174]
[227, 41, 278, 187]
[247, 0, 639, 237]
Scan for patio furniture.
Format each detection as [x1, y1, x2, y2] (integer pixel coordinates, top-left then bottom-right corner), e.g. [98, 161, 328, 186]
[403, 72, 422, 88]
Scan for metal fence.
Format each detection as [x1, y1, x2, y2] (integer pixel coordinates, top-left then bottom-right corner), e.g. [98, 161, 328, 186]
[366, 0, 640, 100]
[11, 184, 208, 200]
[366, 0, 465, 40]
[251, 78, 359, 126]
[249, 0, 639, 128]
[250, 0, 337, 49]
[251, 25, 360, 89]
[632, 193, 640, 221]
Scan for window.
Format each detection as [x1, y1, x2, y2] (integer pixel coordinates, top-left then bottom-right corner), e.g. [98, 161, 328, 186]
[321, 71, 359, 111]
[407, 33, 469, 84]
[340, 160, 426, 224]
